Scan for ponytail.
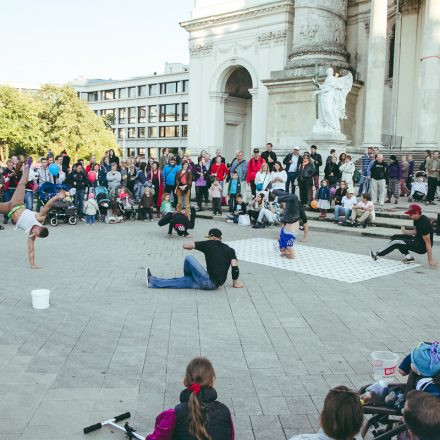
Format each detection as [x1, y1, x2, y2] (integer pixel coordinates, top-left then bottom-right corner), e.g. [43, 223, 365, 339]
[188, 390, 211, 440]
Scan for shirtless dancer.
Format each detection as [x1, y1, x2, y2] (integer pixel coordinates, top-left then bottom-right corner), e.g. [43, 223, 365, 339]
[0, 158, 65, 269]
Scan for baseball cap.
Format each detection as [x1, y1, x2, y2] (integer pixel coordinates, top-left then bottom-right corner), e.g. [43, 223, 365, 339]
[253, 148, 260, 153]
[347, 188, 354, 194]
[293, 147, 299, 151]
[206, 228, 222, 238]
[405, 204, 422, 216]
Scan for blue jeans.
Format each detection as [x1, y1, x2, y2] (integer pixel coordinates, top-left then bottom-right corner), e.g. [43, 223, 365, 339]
[74, 190, 85, 218]
[334, 205, 352, 220]
[357, 176, 370, 196]
[25, 191, 33, 210]
[149, 255, 218, 290]
[86, 214, 95, 224]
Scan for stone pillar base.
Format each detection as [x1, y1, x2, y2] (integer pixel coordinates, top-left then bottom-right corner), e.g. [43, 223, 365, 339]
[304, 130, 350, 164]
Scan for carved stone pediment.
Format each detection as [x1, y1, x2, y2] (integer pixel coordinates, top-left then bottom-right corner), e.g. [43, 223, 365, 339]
[189, 43, 213, 57]
[398, 0, 420, 14]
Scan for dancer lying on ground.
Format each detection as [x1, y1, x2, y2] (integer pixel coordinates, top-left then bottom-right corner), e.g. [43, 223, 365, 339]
[145, 357, 234, 440]
[0, 158, 65, 269]
[158, 206, 196, 237]
[147, 228, 243, 289]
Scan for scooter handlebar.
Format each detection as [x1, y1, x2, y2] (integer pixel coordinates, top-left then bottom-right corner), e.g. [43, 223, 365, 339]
[83, 422, 102, 434]
[83, 412, 131, 434]
[115, 412, 131, 422]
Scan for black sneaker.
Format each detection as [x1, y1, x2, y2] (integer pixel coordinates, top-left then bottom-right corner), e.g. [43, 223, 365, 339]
[370, 250, 379, 261]
[403, 256, 415, 264]
[146, 268, 152, 287]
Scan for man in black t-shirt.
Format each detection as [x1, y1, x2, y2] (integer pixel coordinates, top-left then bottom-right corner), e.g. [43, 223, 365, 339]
[146, 228, 244, 289]
[261, 143, 277, 172]
[371, 204, 437, 267]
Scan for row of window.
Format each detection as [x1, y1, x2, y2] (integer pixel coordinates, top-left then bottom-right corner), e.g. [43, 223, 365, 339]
[87, 80, 189, 102]
[116, 125, 187, 139]
[97, 103, 188, 124]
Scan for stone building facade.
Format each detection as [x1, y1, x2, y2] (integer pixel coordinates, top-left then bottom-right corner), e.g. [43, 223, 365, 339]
[181, 0, 439, 159]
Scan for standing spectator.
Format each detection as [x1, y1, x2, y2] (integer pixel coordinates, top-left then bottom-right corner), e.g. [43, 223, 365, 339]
[350, 193, 375, 227]
[227, 171, 240, 211]
[98, 156, 111, 187]
[213, 148, 226, 164]
[2, 159, 17, 224]
[339, 154, 355, 187]
[139, 187, 154, 221]
[325, 148, 337, 165]
[297, 153, 315, 205]
[53, 155, 66, 184]
[369, 154, 388, 209]
[146, 161, 164, 217]
[309, 145, 322, 190]
[386, 155, 402, 204]
[135, 162, 148, 200]
[261, 142, 277, 172]
[108, 148, 120, 168]
[120, 159, 128, 187]
[283, 147, 302, 194]
[420, 149, 431, 171]
[83, 193, 99, 225]
[36, 157, 50, 186]
[210, 155, 228, 206]
[270, 161, 287, 191]
[159, 148, 168, 170]
[316, 179, 331, 220]
[176, 161, 193, 217]
[106, 162, 122, 193]
[324, 155, 340, 188]
[229, 150, 248, 201]
[338, 152, 347, 167]
[193, 156, 208, 211]
[85, 155, 97, 174]
[400, 155, 410, 196]
[209, 178, 222, 216]
[357, 146, 374, 196]
[246, 148, 265, 197]
[61, 149, 70, 174]
[126, 159, 137, 194]
[407, 153, 415, 191]
[67, 163, 88, 221]
[254, 162, 272, 194]
[334, 188, 357, 223]
[163, 156, 181, 206]
[426, 150, 439, 205]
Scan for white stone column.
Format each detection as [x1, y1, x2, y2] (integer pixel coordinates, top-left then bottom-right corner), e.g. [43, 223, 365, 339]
[249, 87, 267, 149]
[415, 0, 440, 150]
[209, 91, 228, 155]
[362, 0, 388, 147]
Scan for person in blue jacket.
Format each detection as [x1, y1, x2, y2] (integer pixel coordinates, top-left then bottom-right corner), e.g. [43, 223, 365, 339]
[162, 156, 181, 206]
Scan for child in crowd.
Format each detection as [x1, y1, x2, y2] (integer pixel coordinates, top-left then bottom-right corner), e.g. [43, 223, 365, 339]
[139, 187, 155, 221]
[145, 357, 234, 440]
[333, 180, 347, 206]
[209, 177, 222, 216]
[83, 193, 99, 225]
[105, 200, 123, 224]
[316, 179, 331, 220]
[160, 193, 174, 217]
[398, 341, 440, 398]
[227, 193, 247, 223]
[227, 171, 240, 212]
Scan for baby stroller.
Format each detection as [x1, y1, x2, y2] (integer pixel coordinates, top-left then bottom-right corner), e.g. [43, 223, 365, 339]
[94, 186, 110, 222]
[408, 171, 428, 203]
[115, 187, 138, 220]
[37, 182, 78, 227]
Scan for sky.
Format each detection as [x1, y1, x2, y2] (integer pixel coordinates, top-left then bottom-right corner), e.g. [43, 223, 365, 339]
[0, 0, 194, 85]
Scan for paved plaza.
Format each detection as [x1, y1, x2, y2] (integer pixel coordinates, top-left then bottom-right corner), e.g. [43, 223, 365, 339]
[0, 218, 439, 440]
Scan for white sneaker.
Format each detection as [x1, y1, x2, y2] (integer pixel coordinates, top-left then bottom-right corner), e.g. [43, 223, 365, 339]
[227, 219, 233, 223]
[146, 268, 150, 287]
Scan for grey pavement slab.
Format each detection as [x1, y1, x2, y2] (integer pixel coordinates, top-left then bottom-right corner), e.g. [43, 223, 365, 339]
[0, 218, 439, 439]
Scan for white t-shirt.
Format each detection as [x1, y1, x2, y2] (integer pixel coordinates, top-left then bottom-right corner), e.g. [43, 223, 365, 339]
[355, 200, 375, 220]
[15, 209, 43, 236]
[271, 170, 287, 190]
[341, 195, 357, 210]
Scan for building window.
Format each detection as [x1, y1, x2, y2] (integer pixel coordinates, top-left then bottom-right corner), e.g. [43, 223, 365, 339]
[94, 110, 99, 115]
[160, 82, 178, 95]
[101, 108, 115, 124]
[119, 88, 127, 99]
[148, 105, 157, 123]
[103, 89, 116, 100]
[182, 103, 188, 121]
[128, 107, 136, 124]
[128, 86, 136, 98]
[138, 127, 146, 138]
[118, 128, 126, 139]
[182, 80, 189, 93]
[182, 125, 188, 138]
[118, 108, 126, 124]
[149, 84, 158, 96]
[148, 126, 158, 138]
[88, 91, 98, 102]
[138, 106, 146, 123]
[159, 126, 179, 138]
[138, 85, 146, 97]
[128, 127, 136, 138]
[159, 104, 178, 122]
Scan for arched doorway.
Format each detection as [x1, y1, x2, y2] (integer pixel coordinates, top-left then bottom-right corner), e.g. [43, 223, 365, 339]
[223, 67, 252, 162]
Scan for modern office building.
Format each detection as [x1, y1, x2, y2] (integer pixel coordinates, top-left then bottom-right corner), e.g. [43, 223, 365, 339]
[73, 63, 189, 158]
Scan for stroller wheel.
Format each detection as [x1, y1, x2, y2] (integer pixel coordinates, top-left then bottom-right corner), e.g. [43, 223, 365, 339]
[68, 216, 78, 225]
[50, 217, 58, 227]
[130, 212, 136, 221]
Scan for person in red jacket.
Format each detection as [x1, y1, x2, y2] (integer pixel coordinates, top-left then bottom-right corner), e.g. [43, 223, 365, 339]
[246, 148, 266, 197]
[209, 155, 228, 205]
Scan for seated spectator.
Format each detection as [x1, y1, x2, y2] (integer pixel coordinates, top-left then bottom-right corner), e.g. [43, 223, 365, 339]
[333, 180, 347, 206]
[403, 390, 440, 440]
[247, 193, 265, 225]
[349, 193, 375, 228]
[289, 386, 363, 440]
[105, 200, 123, 224]
[227, 193, 247, 223]
[334, 188, 357, 223]
[160, 193, 174, 217]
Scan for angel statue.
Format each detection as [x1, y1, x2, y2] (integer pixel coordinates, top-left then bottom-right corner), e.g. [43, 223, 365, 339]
[313, 68, 353, 133]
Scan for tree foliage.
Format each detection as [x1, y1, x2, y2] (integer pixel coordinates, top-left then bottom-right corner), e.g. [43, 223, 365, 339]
[0, 84, 119, 162]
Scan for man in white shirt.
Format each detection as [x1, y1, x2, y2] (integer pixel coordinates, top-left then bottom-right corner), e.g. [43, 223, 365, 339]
[334, 188, 357, 222]
[283, 147, 302, 194]
[349, 193, 375, 228]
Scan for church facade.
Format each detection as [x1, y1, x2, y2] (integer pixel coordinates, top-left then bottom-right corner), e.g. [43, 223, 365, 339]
[181, 0, 439, 159]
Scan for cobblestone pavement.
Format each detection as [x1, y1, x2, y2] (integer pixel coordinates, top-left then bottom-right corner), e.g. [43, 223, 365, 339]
[0, 218, 439, 440]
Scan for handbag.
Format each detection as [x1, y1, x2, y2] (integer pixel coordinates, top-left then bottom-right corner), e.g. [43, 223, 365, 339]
[353, 169, 361, 184]
[255, 174, 268, 192]
[238, 214, 251, 226]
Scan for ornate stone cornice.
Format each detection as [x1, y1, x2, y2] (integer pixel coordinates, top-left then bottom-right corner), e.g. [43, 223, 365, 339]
[398, 0, 419, 15]
[209, 91, 228, 102]
[189, 43, 213, 57]
[257, 30, 287, 46]
[180, 0, 294, 32]
[289, 44, 349, 60]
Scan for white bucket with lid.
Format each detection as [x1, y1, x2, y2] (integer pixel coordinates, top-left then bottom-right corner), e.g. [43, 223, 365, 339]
[371, 351, 399, 381]
[31, 289, 51, 309]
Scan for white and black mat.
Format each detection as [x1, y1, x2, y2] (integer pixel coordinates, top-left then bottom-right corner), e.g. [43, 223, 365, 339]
[226, 238, 420, 283]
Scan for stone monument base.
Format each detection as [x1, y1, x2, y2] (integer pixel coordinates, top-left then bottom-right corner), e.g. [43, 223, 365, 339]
[304, 126, 351, 162]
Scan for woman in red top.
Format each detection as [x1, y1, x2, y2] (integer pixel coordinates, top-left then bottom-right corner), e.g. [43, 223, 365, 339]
[147, 161, 164, 217]
[175, 161, 193, 217]
[210, 156, 228, 205]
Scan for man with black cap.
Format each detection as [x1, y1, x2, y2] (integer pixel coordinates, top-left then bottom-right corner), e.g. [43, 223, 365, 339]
[283, 147, 302, 194]
[370, 204, 437, 267]
[146, 228, 243, 289]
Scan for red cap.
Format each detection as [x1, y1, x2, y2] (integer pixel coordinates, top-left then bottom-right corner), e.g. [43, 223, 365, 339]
[405, 204, 422, 216]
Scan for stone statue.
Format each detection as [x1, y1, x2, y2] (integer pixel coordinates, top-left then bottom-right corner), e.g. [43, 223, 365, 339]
[313, 68, 353, 133]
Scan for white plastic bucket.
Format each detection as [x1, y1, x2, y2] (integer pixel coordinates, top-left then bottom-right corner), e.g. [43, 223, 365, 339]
[31, 289, 51, 310]
[371, 351, 399, 381]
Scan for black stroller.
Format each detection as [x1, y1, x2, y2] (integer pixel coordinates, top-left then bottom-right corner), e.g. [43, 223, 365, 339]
[37, 183, 78, 227]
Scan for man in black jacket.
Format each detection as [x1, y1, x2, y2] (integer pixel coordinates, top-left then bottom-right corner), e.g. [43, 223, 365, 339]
[67, 163, 88, 220]
[283, 147, 302, 194]
[369, 154, 388, 209]
[310, 145, 322, 191]
[261, 143, 277, 172]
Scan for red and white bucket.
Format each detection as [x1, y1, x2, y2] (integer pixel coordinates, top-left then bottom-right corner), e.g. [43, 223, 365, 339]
[371, 351, 399, 381]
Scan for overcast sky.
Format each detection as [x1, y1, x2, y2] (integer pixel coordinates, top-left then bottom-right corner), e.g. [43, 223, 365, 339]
[0, 0, 194, 85]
